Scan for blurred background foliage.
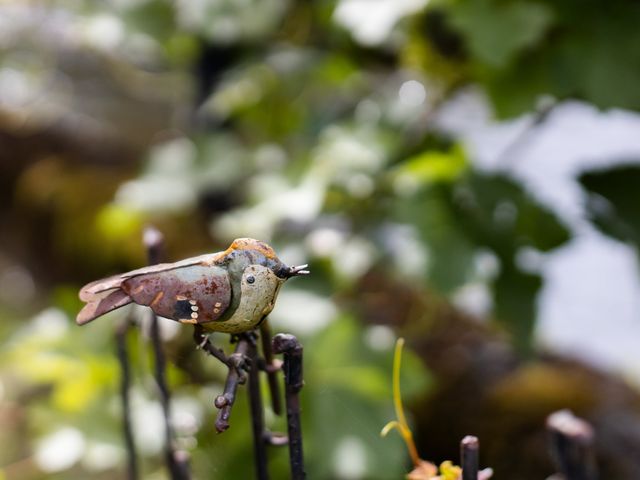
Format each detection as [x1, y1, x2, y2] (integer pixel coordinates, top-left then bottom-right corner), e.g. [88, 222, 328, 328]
[2, 0, 640, 479]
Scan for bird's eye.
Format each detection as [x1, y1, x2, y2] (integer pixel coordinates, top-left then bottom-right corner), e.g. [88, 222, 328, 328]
[246, 275, 255, 284]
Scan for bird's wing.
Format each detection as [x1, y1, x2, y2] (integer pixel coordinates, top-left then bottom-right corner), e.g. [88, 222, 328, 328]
[77, 289, 132, 325]
[121, 253, 221, 278]
[79, 252, 224, 301]
[122, 264, 232, 324]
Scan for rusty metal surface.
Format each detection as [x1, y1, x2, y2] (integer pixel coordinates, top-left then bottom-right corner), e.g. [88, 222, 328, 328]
[212, 265, 283, 334]
[77, 237, 309, 331]
[122, 265, 232, 324]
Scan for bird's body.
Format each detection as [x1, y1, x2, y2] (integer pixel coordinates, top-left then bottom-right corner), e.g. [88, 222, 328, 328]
[77, 238, 308, 333]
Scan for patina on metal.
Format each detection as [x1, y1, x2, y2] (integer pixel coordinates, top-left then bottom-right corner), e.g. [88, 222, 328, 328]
[77, 238, 309, 334]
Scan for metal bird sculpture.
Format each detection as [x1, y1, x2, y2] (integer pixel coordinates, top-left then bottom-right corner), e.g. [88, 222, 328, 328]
[77, 238, 309, 333]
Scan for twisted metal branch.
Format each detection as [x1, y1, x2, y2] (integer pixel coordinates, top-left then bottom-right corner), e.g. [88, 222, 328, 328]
[210, 336, 251, 433]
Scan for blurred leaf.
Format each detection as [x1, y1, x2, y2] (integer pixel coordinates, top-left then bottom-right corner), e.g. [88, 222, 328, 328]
[394, 145, 477, 293]
[397, 169, 567, 347]
[180, 0, 288, 44]
[483, 54, 549, 118]
[53, 357, 117, 412]
[448, 0, 554, 68]
[452, 172, 567, 347]
[164, 33, 200, 67]
[579, 164, 640, 246]
[319, 365, 390, 398]
[493, 266, 542, 353]
[3, 337, 118, 414]
[419, 0, 640, 115]
[396, 144, 468, 185]
[94, 204, 144, 241]
[453, 172, 570, 254]
[308, 316, 430, 398]
[397, 187, 476, 292]
[124, 0, 176, 42]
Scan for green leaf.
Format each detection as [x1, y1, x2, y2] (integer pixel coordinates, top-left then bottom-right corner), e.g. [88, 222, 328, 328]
[448, 0, 554, 68]
[445, 172, 569, 348]
[579, 164, 640, 246]
[493, 266, 542, 353]
[430, 0, 640, 115]
[453, 172, 570, 254]
[396, 144, 468, 185]
[395, 187, 476, 292]
[124, 0, 175, 42]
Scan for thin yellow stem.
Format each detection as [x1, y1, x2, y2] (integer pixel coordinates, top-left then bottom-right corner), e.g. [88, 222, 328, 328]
[392, 338, 420, 467]
[393, 338, 407, 427]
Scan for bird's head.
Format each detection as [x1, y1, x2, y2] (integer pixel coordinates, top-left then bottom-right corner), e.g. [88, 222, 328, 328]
[221, 238, 309, 281]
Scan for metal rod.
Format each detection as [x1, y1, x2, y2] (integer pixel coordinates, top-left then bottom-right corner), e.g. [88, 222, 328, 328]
[547, 410, 597, 480]
[273, 334, 306, 480]
[247, 336, 270, 480]
[115, 318, 138, 480]
[214, 337, 250, 432]
[461, 435, 479, 480]
[145, 227, 191, 480]
[193, 325, 231, 365]
[260, 320, 282, 416]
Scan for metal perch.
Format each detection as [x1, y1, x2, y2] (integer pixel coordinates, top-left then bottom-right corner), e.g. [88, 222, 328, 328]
[273, 333, 306, 480]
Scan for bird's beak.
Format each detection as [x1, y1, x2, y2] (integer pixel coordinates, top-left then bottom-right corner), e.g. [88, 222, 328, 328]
[286, 264, 310, 278]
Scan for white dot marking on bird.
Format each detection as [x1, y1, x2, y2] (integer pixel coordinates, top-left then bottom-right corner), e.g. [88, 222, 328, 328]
[191, 312, 198, 319]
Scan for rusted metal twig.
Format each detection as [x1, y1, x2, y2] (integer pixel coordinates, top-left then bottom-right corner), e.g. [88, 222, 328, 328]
[193, 328, 254, 434]
[145, 227, 191, 480]
[260, 320, 282, 416]
[547, 410, 597, 480]
[460, 435, 493, 480]
[461, 436, 479, 480]
[213, 336, 251, 433]
[247, 338, 270, 480]
[115, 317, 138, 480]
[193, 325, 231, 365]
[273, 334, 306, 480]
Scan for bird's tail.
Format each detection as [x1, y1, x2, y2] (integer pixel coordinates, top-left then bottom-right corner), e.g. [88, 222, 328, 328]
[77, 275, 132, 325]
